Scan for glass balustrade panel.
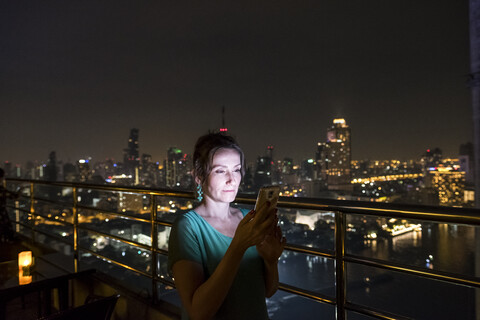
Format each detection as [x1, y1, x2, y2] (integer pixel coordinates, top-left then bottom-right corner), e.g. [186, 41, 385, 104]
[346, 262, 477, 320]
[78, 188, 152, 220]
[79, 250, 152, 297]
[78, 208, 152, 246]
[33, 184, 73, 204]
[268, 289, 335, 320]
[78, 230, 152, 274]
[345, 214, 478, 277]
[278, 250, 335, 298]
[33, 199, 74, 224]
[155, 195, 195, 224]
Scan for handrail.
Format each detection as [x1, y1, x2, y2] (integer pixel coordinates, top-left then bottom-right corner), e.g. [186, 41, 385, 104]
[5, 178, 480, 320]
[9, 178, 480, 224]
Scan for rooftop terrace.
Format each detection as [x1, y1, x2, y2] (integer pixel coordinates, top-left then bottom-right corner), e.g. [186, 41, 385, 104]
[2, 178, 480, 320]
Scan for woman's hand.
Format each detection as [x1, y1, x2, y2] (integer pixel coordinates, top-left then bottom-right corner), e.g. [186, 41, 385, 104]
[256, 215, 286, 264]
[231, 202, 277, 252]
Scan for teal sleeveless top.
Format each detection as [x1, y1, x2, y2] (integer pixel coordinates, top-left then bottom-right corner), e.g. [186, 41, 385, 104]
[168, 209, 269, 320]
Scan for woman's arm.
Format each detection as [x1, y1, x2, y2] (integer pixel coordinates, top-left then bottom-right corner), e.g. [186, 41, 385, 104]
[173, 207, 277, 320]
[172, 240, 247, 320]
[256, 221, 286, 298]
[263, 260, 280, 298]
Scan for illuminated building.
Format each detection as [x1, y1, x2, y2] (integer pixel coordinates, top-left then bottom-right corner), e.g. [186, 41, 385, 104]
[3, 161, 13, 177]
[300, 159, 315, 181]
[123, 128, 140, 180]
[421, 148, 442, 176]
[139, 153, 159, 187]
[94, 158, 117, 183]
[281, 158, 294, 175]
[253, 155, 272, 190]
[165, 147, 191, 188]
[459, 143, 475, 206]
[425, 163, 465, 207]
[2, 161, 22, 178]
[324, 118, 352, 191]
[45, 151, 58, 182]
[63, 162, 77, 182]
[253, 146, 276, 190]
[77, 159, 92, 182]
[315, 142, 329, 181]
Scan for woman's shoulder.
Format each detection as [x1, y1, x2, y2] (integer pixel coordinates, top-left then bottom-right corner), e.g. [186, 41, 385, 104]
[174, 210, 200, 223]
[232, 207, 251, 217]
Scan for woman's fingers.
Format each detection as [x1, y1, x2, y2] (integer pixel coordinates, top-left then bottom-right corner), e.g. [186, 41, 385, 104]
[257, 210, 276, 232]
[254, 201, 275, 222]
[236, 205, 281, 247]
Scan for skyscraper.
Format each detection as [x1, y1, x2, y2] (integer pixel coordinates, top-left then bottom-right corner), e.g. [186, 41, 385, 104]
[123, 128, 140, 179]
[324, 118, 352, 191]
[315, 142, 330, 182]
[45, 151, 58, 182]
[165, 147, 191, 188]
[253, 156, 272, 190]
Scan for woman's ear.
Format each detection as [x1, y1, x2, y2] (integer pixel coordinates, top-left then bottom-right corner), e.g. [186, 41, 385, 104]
[194, 176, 202, 186]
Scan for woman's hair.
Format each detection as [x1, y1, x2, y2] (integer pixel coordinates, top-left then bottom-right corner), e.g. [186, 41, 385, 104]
[193, 133, 245, 185]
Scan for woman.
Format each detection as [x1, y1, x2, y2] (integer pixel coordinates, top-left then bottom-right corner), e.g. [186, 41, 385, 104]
[168, 133, 286, 320]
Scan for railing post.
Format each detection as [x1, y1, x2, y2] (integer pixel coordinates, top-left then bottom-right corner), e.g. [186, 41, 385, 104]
[335, 211, 346, 320]
[30, 182, 35, 242]
[73, 187, 79, 273]
[150, 194, 158, 303]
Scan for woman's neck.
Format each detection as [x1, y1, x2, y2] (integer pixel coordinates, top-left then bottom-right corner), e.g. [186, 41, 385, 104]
[197, 200, 232, 220]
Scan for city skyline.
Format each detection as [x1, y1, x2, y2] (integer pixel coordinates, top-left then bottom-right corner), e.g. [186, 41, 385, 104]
[0, 1, 472, 165]
[0, 119, 466, 168]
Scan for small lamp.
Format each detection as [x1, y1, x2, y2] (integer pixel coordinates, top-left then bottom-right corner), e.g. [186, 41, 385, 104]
[18, 251, 33, 284]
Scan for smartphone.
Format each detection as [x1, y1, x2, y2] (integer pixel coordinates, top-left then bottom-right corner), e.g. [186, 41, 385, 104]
[254, 185, 280, 211]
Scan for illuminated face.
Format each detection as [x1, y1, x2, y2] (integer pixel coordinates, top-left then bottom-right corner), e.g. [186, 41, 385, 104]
[203, 148, 242, 204]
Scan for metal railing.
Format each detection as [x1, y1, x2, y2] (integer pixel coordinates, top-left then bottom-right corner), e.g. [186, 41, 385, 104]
[5, 178, 480, 320]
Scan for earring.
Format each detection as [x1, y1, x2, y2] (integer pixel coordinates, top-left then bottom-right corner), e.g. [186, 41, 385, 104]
[196, 184, 203, 202]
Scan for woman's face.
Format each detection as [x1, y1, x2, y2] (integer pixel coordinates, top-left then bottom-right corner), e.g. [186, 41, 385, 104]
[203, 148, 242, 204]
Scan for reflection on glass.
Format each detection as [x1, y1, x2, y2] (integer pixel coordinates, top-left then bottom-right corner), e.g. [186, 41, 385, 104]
[278, 251, 335, 297]
[278, 208, 334, 251]
[155, 196, 195, 223]
[156, 282, 180, 306]
[18, 270, 32, 285]
[33, 185, 72, 203]
[34, 200, 74, 223]
[78, 189, 152, 219]
[35, 221, 74, 244]
[35, 233, 73, 257]
[79, 252, 152, 298]
[345, 215, 476, 276]
[157, 225, 171, 250]
[157, 253, 173, 283]
[79, 208, 152, 246]
[79, 230, 151, 273]
[267, 289, 335, 320]
[347, 263, 476, 319]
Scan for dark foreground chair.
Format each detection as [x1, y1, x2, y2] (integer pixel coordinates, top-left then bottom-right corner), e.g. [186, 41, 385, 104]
[39, 294, 120, 320]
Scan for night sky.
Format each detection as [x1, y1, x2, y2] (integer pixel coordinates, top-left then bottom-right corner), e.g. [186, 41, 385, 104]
[0, 1, 472, 167]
